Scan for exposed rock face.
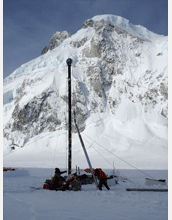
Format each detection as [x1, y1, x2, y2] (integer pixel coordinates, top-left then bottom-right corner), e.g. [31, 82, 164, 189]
[82, 37, 100, 58]
[41, 31, 72, 54]
[5, 90, 62, 145]
[48, 31, 72, 50]
[41, 46, 48, 55]
[159, 83, 168, 100]
[82, 19, 94, 29]
[3, 77, 89, 146]
[70, 37, 88, 48]
[71, 80, 88, 131]
[94, 19, 115, 32]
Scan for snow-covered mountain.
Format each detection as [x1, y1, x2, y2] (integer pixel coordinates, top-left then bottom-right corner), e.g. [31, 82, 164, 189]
[3, 14, 168, 169]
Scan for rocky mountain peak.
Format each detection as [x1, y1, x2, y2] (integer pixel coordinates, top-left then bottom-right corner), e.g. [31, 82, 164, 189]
[3, 15, 168, 156]
[41, 31, 72, 55]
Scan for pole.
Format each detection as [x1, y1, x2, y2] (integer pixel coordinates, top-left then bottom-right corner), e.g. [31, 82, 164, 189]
[73, 111, 99, 189]
[66, 58, 72, 175]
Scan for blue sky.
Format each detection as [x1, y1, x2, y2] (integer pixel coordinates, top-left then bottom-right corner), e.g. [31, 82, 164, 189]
[3, 0, 168, 79]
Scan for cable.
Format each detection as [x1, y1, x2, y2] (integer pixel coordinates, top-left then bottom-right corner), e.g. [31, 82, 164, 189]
[83, 135, 114, 168]
[82, 132, 168, 187]
[82, 134, 133, 183]
[71, 122, 132, 182]
[51, 135, 58, 177]
[3, 130, 66, 157]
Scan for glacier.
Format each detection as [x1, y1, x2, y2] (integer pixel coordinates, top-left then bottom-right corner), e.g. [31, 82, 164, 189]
[3, 14, 168, 170]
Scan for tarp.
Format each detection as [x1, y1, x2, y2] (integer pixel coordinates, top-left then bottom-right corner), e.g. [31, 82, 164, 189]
[84, 168, 92, 173]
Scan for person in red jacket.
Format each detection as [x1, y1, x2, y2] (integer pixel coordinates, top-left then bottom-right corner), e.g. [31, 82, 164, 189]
[94, 168, 110, 190]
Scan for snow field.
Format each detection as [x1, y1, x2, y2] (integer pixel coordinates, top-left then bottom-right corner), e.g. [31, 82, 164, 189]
[3, 111, 168, 170]
[3, 168, 168, 220]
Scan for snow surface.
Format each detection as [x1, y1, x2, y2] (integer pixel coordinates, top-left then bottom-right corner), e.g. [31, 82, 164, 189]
[91, 14, 160, 41]
[3, 168, 168, 220]
[3, 108, 167, 170]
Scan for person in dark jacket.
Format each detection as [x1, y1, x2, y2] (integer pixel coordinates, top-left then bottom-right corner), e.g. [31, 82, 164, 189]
[54, 168, 67, 181]
[50, 168, 67, 190]
[94, 168, 110, 190]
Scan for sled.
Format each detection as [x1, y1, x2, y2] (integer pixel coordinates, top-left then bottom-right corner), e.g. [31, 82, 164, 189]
[43, 172, 82, 191]
[145, 178, 166, 186]
[3, 167, 16, 172]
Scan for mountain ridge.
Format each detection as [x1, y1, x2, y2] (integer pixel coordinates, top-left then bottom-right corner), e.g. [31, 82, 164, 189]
[3, 14, 168, 169]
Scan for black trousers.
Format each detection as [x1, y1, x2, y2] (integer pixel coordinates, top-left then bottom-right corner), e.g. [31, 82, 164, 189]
[49, 176, 66, 190]
[99, 178, 110, 190]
